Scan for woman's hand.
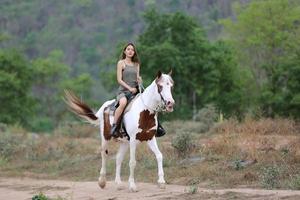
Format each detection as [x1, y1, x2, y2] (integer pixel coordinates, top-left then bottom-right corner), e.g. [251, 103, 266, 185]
[129, 87, 137, 94]
[137, 76, 143, 84]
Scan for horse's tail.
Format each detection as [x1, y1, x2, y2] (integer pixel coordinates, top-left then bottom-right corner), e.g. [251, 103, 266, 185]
[64, 90, 99, 126]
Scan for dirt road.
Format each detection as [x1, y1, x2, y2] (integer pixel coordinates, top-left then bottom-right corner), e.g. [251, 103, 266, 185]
[1, 177, 300, 200]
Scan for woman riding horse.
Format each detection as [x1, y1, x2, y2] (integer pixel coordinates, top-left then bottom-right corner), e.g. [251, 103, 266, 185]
[111, 42, 165, 137]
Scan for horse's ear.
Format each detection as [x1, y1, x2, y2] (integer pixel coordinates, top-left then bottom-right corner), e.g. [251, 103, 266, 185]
[155, 70, 162, 84]
[156, 70, 162, 79]
[168, 68, 173, 76]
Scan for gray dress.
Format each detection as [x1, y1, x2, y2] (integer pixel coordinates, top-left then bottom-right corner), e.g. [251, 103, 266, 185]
[116, 62, 138, 101]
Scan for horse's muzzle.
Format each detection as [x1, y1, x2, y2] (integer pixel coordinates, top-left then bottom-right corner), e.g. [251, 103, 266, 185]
[166, 101, 174, 112]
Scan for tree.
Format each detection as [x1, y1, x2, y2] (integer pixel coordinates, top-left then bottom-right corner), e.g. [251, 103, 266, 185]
[222, 0, 300, 118]
[31, 50, 93, 131]
[138, 9, 243, 119]
[0, 49, 35, 125]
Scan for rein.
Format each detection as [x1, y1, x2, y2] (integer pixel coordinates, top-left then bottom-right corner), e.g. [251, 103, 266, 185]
[139, 83, 167, 113]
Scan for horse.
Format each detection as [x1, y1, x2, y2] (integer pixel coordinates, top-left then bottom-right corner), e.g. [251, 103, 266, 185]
[64, 70, 175, 192]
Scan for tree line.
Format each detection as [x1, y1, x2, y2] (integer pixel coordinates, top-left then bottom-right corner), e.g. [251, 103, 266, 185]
[1, 0, 299, 132]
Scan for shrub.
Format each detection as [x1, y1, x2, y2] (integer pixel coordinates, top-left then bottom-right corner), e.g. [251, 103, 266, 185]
[194, 104, 218, 132]
[288, 174, 300, 190]
[260, 165, 280, 189]
[0, 133, 22, 160]
[32, 192, 50, 200]
[233, 159, 244, 171]
[171, 132, 196, 158]
[30, 117, 54, 133]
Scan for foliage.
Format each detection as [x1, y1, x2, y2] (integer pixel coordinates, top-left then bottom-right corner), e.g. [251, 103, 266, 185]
[0, 49, 35, 125]
[30, 50, 93, 131]
[138, 9, 244, 119]
[32, 193, 50, 200]
[0, 132, 22, 160]
[171, 132, 196, 158]
[288, 174, 300, 190]
[187, 184, 198, 194]
[194, 104, 218, 132]
[0, 1, 238, 77]
[222, 0, 300, 118]
[259, 165, 281, 189]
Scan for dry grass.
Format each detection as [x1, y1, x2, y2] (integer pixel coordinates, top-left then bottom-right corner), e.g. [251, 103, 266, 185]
[1, 118, 300, 189]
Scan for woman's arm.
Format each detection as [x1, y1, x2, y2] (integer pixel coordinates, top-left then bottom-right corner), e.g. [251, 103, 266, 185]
[136, 63, 142, 84]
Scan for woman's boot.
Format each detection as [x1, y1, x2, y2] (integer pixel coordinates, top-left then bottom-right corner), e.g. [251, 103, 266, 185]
[156, 120, 166, 137]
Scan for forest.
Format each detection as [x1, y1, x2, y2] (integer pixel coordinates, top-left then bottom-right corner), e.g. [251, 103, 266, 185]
[1, 0, 299, 131]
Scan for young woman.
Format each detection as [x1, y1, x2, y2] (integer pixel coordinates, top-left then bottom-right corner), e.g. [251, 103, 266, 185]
[110, 43, 165, 137]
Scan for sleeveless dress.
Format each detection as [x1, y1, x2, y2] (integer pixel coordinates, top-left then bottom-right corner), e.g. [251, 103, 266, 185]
[116, 62, 138, 101]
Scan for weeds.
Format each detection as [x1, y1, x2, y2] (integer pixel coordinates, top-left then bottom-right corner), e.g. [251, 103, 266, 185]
[187, 184, 198, 194]
[171, 132, 196, 158]
[32, 192, 50, 200]
[233, 159, 244, 171]
[0, 132, 22, 160]
[1, 118, 300, 190]
[288, 174, 300, 190]
[260, 165, 281, 189]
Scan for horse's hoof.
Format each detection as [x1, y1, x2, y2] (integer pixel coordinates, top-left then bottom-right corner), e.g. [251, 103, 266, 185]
[129, 184, 138, 192]
[98, 176, 106, 189]
[158, 183, 166, 189]
[116, 182, 125, 190]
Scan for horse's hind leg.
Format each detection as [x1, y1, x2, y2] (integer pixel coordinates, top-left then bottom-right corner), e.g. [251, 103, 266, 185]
[98, 138, 108, 189]
[115, 142, 129, 190]
[128, 138, 138, 192]
[147, 138, 166, 189]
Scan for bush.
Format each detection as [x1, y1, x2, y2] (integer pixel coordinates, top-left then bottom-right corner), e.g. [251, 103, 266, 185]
[30, 117, 54, 133]
[260, 165, 281, 189]
[171, 132, 196, 158]
[194, 104, 218, 132]
[32, 192, 50, 200]
[0, 133, 22, 160]
[288, 174, 300, 190]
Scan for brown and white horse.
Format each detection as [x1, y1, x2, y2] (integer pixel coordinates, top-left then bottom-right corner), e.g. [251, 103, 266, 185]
[65, 71, 174, 192]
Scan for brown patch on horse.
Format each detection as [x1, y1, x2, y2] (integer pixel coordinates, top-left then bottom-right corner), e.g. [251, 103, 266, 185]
[103, 108, 112, 140]
[136, 110, 156, 141]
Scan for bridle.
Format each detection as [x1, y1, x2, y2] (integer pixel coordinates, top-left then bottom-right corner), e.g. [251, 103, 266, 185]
[139, 83, 168, 113]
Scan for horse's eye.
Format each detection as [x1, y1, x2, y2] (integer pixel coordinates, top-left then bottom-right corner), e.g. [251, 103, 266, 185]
[158, 84, 163, 93]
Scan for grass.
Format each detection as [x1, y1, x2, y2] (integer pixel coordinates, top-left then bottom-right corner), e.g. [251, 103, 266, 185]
[0, 118, 300, 190]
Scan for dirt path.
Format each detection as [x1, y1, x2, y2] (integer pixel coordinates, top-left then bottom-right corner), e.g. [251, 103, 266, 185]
[1, 177, 300, 200]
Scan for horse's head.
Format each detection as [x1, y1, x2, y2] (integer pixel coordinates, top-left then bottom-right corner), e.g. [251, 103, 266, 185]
[155, 70, 175, 112]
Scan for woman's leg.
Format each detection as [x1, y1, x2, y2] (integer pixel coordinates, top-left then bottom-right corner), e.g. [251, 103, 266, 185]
[111, 97, 127, 136]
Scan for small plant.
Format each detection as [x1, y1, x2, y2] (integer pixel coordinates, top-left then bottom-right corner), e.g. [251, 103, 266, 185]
[188, 184, 198, 194]
[233, 159, 244, 171]
[186, 178, 199, 194]
[288, 175, 300, 190]
[260, 165, 280, 189]
[171, 132, 196, 158]
[280, 147, 289, 157]
[32, 192, 50, 200]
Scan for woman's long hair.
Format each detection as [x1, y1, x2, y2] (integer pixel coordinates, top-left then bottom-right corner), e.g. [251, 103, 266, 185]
[120, 42, 140, 64]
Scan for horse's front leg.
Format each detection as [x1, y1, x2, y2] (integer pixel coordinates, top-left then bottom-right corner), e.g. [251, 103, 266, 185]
[147, 138, 166, 189]
[128, 138, 138, 192]
[115, 142, 129, 190]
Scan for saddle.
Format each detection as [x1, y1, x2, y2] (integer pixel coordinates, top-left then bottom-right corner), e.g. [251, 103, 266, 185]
[104, 94, 140, 140]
